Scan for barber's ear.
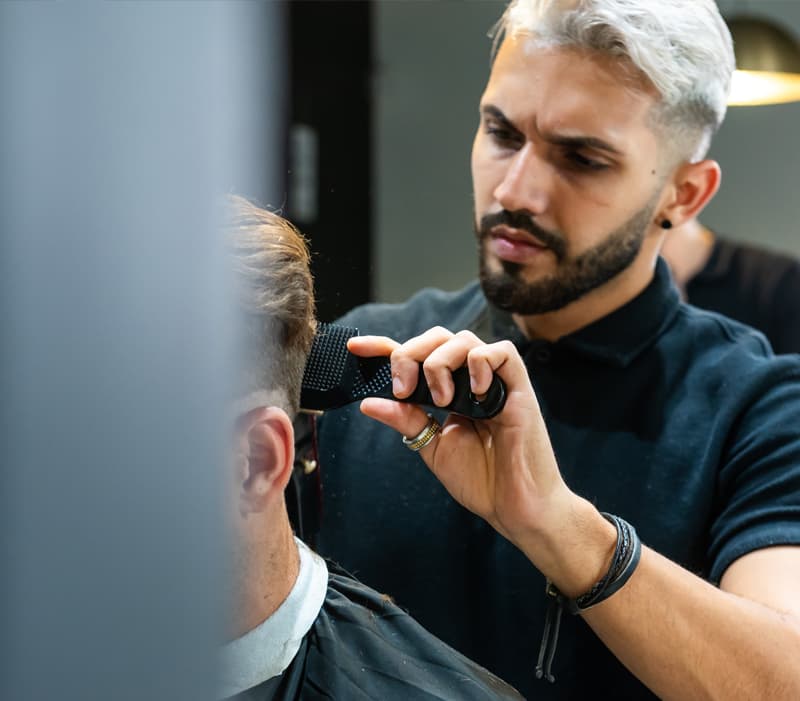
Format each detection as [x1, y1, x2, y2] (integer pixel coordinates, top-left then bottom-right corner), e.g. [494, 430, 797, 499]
[234, 407, 295, 514]
[658, 159, 722, 226]
[659, 159, 721, 229]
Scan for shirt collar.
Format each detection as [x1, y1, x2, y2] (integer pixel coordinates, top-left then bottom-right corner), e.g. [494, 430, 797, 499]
[218, 538, 328, 699]
[489, 258, 681, 368]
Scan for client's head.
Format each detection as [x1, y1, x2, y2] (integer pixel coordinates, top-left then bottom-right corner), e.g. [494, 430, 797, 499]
[230, 195, 316, 420]
[226, 196, 315, 630]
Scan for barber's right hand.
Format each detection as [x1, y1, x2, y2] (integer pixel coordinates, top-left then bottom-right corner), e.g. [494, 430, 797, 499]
[348, 327, 574, 546]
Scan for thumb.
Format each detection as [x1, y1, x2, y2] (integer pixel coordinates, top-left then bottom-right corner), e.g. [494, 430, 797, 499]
[359, 397, 431, 439]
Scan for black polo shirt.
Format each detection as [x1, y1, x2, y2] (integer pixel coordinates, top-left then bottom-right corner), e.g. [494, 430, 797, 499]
[310, 258, 800, 700]
[686, 235, 800, 354]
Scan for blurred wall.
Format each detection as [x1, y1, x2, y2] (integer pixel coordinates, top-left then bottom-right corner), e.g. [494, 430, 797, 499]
[374, 0, 800, 303]
[0, 3, 283, 699]
[708, 0, 800, 255]
[374, 0, 499, 303]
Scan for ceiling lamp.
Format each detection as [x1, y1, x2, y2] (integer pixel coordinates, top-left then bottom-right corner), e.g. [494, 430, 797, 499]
[727, 16, 800, 106]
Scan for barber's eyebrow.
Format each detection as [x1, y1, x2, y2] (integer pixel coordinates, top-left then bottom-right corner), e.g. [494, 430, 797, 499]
[481, 103, 623, 157]
[481, 104, 517, 130]
[549, 134, 623, 157]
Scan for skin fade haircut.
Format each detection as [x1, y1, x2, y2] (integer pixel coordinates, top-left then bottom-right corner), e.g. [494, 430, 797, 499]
[495, 0, 735, 162]
[227, 196, 316, 419]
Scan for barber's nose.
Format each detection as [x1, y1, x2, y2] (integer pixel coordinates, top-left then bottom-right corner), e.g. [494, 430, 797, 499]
[493, 142, 549, 216]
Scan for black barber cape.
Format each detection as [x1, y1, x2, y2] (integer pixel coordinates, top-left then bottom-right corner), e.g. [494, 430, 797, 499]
[228, 565, 524, 701]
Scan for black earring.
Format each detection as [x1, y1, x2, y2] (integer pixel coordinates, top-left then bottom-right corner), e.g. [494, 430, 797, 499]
[660, 219, 672, 230]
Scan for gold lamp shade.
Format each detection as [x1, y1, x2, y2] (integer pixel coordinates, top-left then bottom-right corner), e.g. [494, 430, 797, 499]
[727, 16, 800, 106]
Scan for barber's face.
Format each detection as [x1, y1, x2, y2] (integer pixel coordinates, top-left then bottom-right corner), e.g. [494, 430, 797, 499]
[471, 39, 667, 314]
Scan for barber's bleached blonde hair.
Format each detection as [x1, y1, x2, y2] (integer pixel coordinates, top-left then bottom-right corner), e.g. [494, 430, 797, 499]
[495, 0, 735, 161]
[228, 196, 316, 418]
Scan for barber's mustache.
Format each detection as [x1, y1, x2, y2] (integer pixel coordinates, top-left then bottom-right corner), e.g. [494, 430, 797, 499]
[478, 210, 566, 260]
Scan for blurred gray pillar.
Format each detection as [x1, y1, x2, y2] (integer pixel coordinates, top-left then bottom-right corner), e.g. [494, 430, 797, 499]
[0, 2, 284, 700]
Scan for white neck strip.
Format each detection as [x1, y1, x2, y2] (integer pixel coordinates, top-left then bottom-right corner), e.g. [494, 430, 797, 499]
[218, 538, 328, 699]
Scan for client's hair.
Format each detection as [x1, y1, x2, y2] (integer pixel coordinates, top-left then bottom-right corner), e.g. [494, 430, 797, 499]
[228, 196, 316, 417]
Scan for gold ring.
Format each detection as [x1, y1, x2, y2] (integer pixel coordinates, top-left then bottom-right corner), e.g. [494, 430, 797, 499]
[402, 414, 441, 452]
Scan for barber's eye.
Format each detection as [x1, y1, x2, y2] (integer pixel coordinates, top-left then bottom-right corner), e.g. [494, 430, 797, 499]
[486, 125, 522, 148]
[565, 151, 608, 171]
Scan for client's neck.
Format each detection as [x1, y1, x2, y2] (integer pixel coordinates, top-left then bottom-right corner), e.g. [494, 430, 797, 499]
[229, 511, 300, 640]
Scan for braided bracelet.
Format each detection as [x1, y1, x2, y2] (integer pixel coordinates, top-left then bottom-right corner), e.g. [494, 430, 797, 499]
[553, 513, 641, 611]
[535, 513, 642, 683]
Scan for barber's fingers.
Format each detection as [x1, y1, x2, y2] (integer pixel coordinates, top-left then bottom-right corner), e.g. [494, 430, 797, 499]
[418, 334, 534, 413]
[348, 330, 455, 400]
[348, 334, 410, 400]
[347, 326, 458, 406]
[388, 327, 455, 399]
[349, 330, 531, 410]
[466, 339, 533, 397]
[416, 330, 487, 406]
[347, 334, 400, 358]
[359, 397, 436, 451]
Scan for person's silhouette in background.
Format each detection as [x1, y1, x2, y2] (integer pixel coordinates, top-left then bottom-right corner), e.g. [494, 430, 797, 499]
[661, 217, 800, 353]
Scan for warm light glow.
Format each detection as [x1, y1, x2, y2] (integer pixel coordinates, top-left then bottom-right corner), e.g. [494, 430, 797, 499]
[728, 69, 800, 106]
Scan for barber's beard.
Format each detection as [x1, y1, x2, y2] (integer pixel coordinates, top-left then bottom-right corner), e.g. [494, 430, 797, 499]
[476, 198, 658, 315]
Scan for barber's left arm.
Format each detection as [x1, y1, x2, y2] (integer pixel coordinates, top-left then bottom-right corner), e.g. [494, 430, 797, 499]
[348, 327, 800, 701]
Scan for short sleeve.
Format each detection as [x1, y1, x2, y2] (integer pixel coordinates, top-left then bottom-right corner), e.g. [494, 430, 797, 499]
[708, 358, 800, 582]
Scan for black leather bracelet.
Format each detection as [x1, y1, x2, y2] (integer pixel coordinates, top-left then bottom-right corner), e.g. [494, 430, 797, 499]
[591, 519, 641, 604]
[570, 513, 628, 611]
[536, 513, 642, 683]
[547, 513, 640, 615]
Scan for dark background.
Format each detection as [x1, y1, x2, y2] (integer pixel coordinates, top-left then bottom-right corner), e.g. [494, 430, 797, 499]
[288, 0, 374, 322]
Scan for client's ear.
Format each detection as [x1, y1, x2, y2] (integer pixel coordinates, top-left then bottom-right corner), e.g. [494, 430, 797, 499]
[234, 407, 295, 514]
